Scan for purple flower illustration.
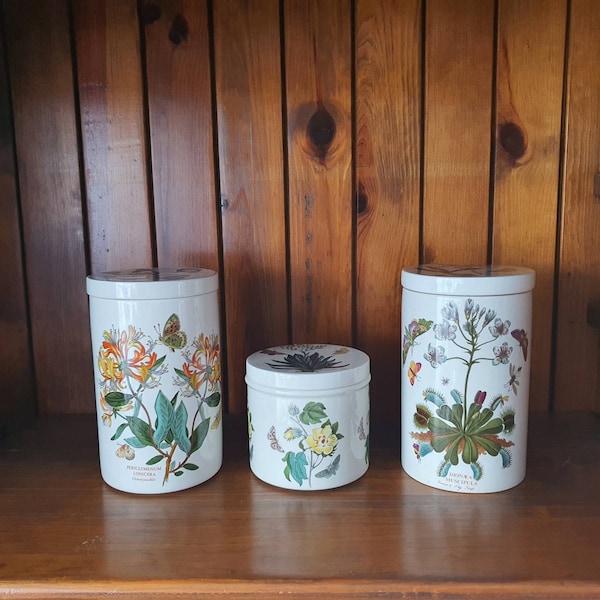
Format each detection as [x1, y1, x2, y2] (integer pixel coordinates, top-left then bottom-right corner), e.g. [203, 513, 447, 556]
[433, 319, 457, 341]
[424, 343, 448, 368]
[493, 342, 513, 365]
[489, 318, 511, 338]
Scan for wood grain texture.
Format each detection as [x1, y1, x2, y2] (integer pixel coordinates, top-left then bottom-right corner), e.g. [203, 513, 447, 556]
[142, 0, 219, 270]
[355, 0, 422, 428]
[73, 0, 153, 272]
[492, 0, 567, 410]
[4, 0, 92, 415]
[0, 412, 599, 598]
[213, 0, 288, 413]
[555, 0, 600, 411]
[285, 0, 353, 345]
[422, 0, 495, 264]
[0, 16, 36, 430]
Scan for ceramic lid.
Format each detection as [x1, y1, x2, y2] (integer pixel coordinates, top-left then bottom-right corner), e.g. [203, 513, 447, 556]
[401, 264, 535, 296]
[86, 267, 218, 300]
[246, 344, 370, 391]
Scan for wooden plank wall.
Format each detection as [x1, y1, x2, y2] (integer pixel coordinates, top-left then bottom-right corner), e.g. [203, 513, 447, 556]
[1, 0, 599, 435]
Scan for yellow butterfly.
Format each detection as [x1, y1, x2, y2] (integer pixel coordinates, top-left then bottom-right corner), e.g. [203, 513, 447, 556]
[408, 361, 421, 386]
[157, 313, 187, 351]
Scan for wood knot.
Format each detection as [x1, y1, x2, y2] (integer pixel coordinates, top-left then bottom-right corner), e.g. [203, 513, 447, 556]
[357, 181, 368, 214]
[169, 14, 189, 45]
[307, 106, 336, 161]
[139, 3, 161, 25]
[498, 122, 527, 161]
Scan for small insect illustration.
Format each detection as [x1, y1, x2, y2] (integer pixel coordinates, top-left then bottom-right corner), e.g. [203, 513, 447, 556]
[115, 443, 135, 461]
[441, 376, 450, 386]
[267, 425, 284, 452]
[157, 313, 187, 351]
[408, 361, 422, 386]
[505, 363, 522, 395]
[402, 318, 433, 365]
[511, 329, 529, 361]
[357, 417, 366, 441]
[315, 454, 341, 479]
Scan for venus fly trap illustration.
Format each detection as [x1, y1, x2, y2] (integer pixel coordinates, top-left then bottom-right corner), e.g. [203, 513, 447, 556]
[97, 316, 221, 485]
[405, 298, 528, 482]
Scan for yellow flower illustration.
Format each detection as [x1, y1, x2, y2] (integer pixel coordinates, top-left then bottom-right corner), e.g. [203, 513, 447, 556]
[306, 424, 338, 456]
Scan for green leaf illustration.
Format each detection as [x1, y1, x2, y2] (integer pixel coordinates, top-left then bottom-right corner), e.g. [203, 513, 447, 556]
[182, 463, 199, 470]
[299, 402, 327, 425]
[153, 391, 174, 444]
[126, 416, 154, 447]
[146, 455, 164, 465]
[282, 451, 308, 486]
[104, 392, 132, 408]
[110, 423, 128, 441]
[173, 402, 191, 454]
[124, 436, 147, 449]
[189, 418, 211, 454]
[205, 392, 221, 407]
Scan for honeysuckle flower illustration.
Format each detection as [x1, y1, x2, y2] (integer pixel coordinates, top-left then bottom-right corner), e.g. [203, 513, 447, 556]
[493, 342, 513, 365]
[306, 423, 339, 456]
[182, 333, 221, 394]
[433, 319, 457, 341]
[98, 326, 162, 390]
[99, 386, 133, 426]
[424, 343, 448, 368]
[408, 297, 524, 483]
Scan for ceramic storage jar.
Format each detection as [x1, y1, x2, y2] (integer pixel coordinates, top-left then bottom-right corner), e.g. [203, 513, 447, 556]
[86, 267, 223, 494]
[246, 344, 370, 491]
[400, 264, 535, 493]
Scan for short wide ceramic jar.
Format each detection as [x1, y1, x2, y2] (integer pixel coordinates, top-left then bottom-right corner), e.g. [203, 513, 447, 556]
[246, 344, 370, 491]
[86, 267, 223, 494]
[400, 265, 535, 493]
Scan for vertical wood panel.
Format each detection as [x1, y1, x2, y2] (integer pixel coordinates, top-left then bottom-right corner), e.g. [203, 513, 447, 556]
[142, 0, 219, 270]
[0, 11, 36, 429]
[422, 0, 495, 264]
[73, 0, 153, 272]
[4, 0, 92, 414]
[556, 0, 600, 411]
[285, 0, 353, 345]
[355, 0, 422, 428]
[492, 0, 567, 410]
[213, 0, 288, 413]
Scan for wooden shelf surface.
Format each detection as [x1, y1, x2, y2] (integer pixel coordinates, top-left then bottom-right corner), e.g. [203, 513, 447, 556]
[1, 412, 600, 599]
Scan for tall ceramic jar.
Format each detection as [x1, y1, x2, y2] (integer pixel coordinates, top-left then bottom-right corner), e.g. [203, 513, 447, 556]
[86, 267, 222, 494]
[400, 265, 535, 493]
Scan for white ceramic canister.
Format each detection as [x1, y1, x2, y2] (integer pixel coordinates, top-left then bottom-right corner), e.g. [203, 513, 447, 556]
[246, 344, 370, 491]
[86, 267, 223, 494]
[400, 265, 535, 493]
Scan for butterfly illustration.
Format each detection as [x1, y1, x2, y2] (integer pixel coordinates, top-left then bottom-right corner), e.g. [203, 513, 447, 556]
[408, 360, 421, 386]
[413, 443, 421, 462]
[511, 329, 529, 361]
[267, 425, 284, 453]
[115, 443, 135, 461]
[157, 313, 187, 351]
[315, 454, 341, 479]
[402, 318, 433, 365]
[357, 417, 366, 441]
[505, 363, 522, 395]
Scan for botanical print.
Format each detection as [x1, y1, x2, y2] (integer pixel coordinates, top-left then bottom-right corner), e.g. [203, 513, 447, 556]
[261, 344, 350, 372]
[407, 299, 528, 483]
[97, 315, 221, 485]
[269, 402, 344, 488]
